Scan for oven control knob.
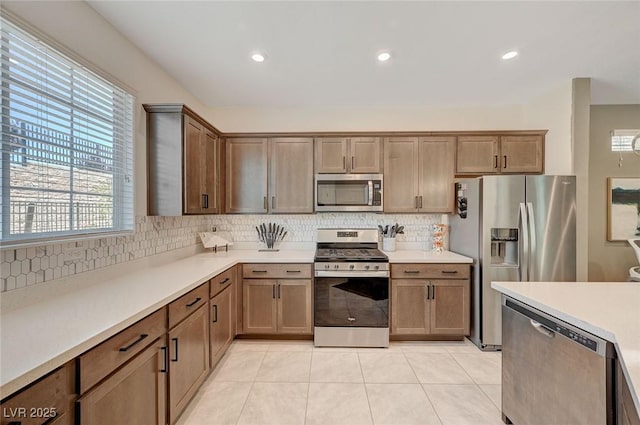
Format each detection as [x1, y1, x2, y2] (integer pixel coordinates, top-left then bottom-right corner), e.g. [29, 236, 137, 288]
[349, 264, 355, 270]
[374, 265, 380, 270]
[325, 264, 330, 269]
[365, 265, 370, 270]
[334, 264, 339, 269]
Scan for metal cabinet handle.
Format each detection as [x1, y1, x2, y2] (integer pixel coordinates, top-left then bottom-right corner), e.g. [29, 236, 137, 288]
[426, 285, 431, 300]
[252, 270, 268, 273]
[160, 346, 168, 373]
[530, 319, 555, 338]
[404, 270, 420, 274]
[202, 194, 208, 209]
[220, 277, 230, 285]
[432, 285, 436, 300]
[493, 155, 498, 169]
[286, 270, 301, 273]
[186, 297, 202, 307]
[441, 270, 458, 274]
[415, 196, 419, 209]
[272, 196, 275, 209]
[343, 156, 346, 170]
[212, 304, 218, 323]
[419, 196, 423, 209]
[351, 156, 355, 170]
[503, 155, 507, 169]
[272, 284, 276, 299]
[277, 284, 281, 299]
[118, 334, 149, 352]
[263, 196, 267, 210]
[171, 338, 179, 362]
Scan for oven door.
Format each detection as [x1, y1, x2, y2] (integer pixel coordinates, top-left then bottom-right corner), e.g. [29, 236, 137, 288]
[314, 275, 389, 327]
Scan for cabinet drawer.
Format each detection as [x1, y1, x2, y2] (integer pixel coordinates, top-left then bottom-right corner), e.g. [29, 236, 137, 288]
[391, 263, 470, 279]
[1, 361, 75, 425]
[243, 263, 311, 279]
[210, 266, 235, 298]
[168, 283, 209, 329]
[78, 308, 166, 394]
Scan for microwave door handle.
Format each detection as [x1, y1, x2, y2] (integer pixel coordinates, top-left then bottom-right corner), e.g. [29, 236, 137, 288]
[367, 181, 373, 206]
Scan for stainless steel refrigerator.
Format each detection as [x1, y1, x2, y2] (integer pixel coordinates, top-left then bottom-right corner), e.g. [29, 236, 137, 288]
[450, 175, 576, 350]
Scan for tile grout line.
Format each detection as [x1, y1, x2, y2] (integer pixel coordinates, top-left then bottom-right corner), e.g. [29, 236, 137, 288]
[357, 351, 376, 425]
[303, 350, 315, 425]
[401, 346, 446, 425]
[233, 349, 267, 425]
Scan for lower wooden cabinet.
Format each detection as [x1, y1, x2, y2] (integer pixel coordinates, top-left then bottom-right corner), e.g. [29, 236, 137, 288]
[391, 264, 470, 337]
[168, 303, 210, 424]
[243, 279, 312, 335]
[210, 283, 234, 367]
[77, 341, 166, 425]
[617, 361, 640, 425]
[0, 361, 75, 425]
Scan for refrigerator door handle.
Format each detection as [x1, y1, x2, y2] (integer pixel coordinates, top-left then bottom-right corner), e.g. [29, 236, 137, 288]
[527, 202, 536, 281]
[519, 202, 529, 282]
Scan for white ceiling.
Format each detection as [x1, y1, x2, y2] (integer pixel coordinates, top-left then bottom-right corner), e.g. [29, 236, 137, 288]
[88, 1, 640, 108]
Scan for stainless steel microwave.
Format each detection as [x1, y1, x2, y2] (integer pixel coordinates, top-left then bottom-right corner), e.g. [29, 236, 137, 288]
[315, 174, 383, 212]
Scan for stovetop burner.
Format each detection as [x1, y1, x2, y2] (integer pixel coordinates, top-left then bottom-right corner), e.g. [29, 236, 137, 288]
[314, 247, 388, 262]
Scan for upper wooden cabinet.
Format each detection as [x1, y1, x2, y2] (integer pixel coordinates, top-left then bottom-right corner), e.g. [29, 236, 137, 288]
[315, 137, 381, 173]
[226, 137, 314, 213]
[144, 104, 221, 215]
[383, 136, 455, 213]
[457, 133, 544, 175]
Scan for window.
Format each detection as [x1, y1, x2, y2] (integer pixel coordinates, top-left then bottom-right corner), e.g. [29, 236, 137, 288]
[1, 16, 134, 246]
[611, 129, 640, 152]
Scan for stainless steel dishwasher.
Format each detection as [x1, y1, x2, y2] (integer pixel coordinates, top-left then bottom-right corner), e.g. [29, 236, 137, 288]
[502, 297, 616, 425]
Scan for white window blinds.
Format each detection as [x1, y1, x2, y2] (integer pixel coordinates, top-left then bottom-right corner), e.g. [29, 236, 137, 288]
[1, 16, 134, 245]
[611, 129, 639, 152]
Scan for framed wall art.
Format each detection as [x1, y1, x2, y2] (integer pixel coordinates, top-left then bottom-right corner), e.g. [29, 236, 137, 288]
[607, 177, 640, 241]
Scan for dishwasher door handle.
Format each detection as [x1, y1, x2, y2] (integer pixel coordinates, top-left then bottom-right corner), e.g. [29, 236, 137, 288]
[530, 319, 555, 338]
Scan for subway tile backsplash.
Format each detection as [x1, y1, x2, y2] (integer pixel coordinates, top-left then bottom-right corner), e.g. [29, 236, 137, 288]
[0, 213, 442, 292]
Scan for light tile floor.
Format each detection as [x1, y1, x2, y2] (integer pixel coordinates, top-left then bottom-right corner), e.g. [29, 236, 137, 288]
[176, 339, 503, 425]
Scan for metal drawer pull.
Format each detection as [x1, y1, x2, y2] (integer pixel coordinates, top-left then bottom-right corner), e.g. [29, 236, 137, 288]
[432, 286, 436, 300]
[212, 304, 218, 323]
[404, 270, 420, 274]
[119, 334, 149, 352]
[530, 319, 555, 338]
[186, 297, 202, 307]
[351, 156, 355, 169]
[220, 277, 230, 285]
[40, 412, 59, 425]
[277, 284, 281, 299]
[503, 155, 507, 169]
[272, 284, 276, 299]
[493, 155, 498, 169]
[160, 346, 168, 373]
[441, 270, 458, 274]
[171, 338, 179, 362]
[426, 285, 431, 300]
[286, 270, 301, 273]
[252, 270, 268, 273]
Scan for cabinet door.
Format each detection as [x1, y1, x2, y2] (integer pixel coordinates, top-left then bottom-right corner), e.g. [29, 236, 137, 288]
[210, 284, 233, 367]
[168, 305, 210, 424]
[383, 137, 419, 212]
[315, 138, 348, 173]
[350, 137, 381, 173]
[184, 115, 205, 214]
[226, 138, 268, 213]
[456, 136, 499, 174]
[77, 341, 166, 425]
[500, 135, 543, 173]
[270, 138, 314, 213]
[202, 130, 218, 213]
[390, 279, 429, 335]
[429, 280, 470, 335]
[277, 280, 312, 334]
[418, 137, 455, 213]
[243, 279, 277, 334]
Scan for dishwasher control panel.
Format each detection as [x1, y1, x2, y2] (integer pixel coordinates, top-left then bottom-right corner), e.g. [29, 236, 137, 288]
[505, 299, 599, 352]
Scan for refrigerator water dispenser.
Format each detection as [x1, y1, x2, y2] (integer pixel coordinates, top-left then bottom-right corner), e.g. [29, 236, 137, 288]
[490, 228, 518, 266]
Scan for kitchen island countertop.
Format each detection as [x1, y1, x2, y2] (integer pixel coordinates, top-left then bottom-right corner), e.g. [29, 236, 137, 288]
[1, 247, 472, 397]
[492, 281, 640, 417]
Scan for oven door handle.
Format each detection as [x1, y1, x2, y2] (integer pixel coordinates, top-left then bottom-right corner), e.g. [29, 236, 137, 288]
[315, 270, 390, 278]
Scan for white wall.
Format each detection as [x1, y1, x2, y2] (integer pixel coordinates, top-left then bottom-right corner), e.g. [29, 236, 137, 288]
[2, 1, 213, 217]
[207, 105, 525, 133]
[523, 80, 574, 175]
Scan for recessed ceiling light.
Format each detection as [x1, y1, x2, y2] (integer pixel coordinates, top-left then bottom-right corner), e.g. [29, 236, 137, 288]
[377, 51, 391, 62]
[251, 53, 265, 63]
[502, 50, 518, 60]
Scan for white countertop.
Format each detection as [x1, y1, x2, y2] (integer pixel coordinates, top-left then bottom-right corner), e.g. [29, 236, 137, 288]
[491, 281, 640, 415]
[0, 247, 471, 398]
[385, 250, 473, 263]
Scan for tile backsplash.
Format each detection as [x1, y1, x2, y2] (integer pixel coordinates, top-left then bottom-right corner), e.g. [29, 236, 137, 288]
[1, 213, 443, 292]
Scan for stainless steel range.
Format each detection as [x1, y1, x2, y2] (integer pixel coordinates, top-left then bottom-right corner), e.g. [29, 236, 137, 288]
[314, 228, 389, 348]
